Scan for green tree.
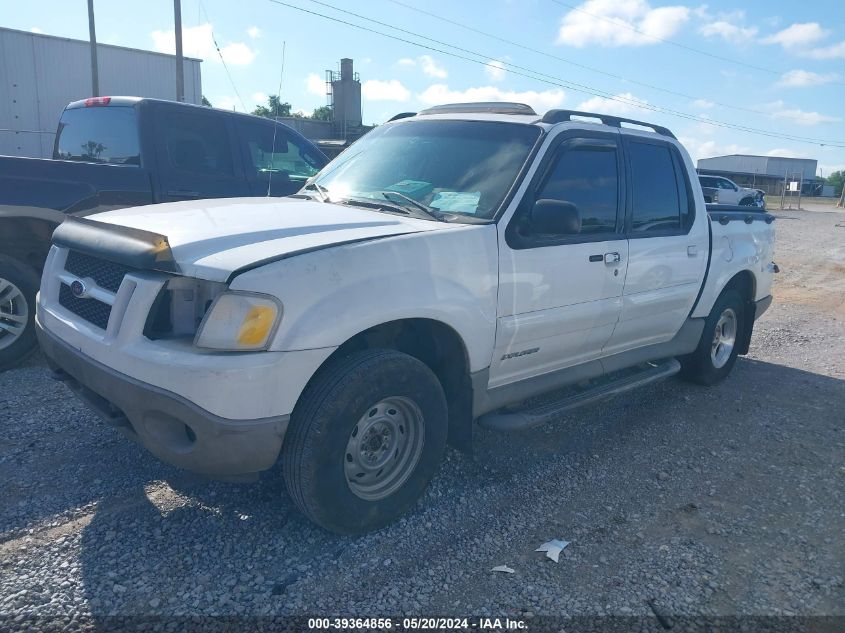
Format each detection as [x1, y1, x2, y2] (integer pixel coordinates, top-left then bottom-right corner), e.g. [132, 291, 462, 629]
[311, 105, 333, 121]
[826, 170, 844, 196]
[252, 95, 292, 119]
[201, 95, 212, 107]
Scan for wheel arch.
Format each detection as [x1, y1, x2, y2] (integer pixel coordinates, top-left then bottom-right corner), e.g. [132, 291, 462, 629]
[297, 318, 475, 452]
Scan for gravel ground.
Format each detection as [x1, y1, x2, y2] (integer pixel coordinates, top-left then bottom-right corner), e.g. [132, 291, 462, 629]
[1, 207, 843, 628]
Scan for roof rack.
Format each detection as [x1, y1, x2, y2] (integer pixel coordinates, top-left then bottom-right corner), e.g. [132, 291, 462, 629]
[387, 112, 416, 122]
[540, 109, 676, 139]
[418, 102, 537, 116]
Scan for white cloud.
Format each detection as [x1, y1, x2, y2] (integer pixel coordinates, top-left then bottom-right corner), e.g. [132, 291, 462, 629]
[556, 0, 690, 47]
[770, 108, 841, 126]
[151, 23, 256, 65]
[699, 20, 757, 43]
[212, 95, 242, 112]
[252, 91, 268, 105]
[576, 92, 650, 116]
[247, 26, 261, 39]
[362, 79, 410, 102]
[419, 55, 448, 78]
[418, 84, 565, 114]
[762, 22, 828, 48]
[691, 98, 715, 109]
[780, 69, 840, 87]
[678, 136, 750, 163]
[395, 56, 447, 77]
[30, 27, 44, 34]
[805, 40, 845, 60]
[484, 60, 507, 81]
[306, 73, 325, 96]
[765, 148, 813, 159]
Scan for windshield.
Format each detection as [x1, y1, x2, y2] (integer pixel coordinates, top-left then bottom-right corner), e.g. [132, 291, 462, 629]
[310, 120, 541, 220]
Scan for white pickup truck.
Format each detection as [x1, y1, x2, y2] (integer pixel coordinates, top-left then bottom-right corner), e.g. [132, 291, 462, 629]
[35, 103, 776, 534]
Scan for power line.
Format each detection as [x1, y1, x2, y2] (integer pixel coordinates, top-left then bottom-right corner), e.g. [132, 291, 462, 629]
[267, 0, 845, 148]
[386, 0, 768, 116]
[549, 0, 783, 76]
[199, 0, 247, 111]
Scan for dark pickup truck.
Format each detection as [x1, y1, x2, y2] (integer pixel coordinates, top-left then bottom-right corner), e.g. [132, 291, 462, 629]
[0, 96, 328, 370]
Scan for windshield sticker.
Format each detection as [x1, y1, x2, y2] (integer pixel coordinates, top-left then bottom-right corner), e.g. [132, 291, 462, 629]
[385, 180, 434, 199]
[430, 191, 481, 214]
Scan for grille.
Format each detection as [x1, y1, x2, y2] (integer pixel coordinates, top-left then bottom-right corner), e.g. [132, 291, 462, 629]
[59, 283, 112, 330]
[64, 250, 133, 293]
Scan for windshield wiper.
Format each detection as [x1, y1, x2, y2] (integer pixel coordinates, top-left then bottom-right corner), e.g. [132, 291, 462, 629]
[379, 191, 446, 222]
[303, 181, 329, 202]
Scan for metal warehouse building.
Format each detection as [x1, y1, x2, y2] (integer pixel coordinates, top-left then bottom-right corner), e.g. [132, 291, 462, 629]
[697, 154, 822, 196]
[0, 27, 201, 159]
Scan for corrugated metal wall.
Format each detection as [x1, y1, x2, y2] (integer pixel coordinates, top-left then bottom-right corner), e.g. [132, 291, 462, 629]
[0, 27, 201, 158]
[698, 154, 818, 180]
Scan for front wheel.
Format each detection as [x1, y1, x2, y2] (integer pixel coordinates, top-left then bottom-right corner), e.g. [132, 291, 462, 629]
[680, 289, 745, 386]
[282, 349, 448, 534]
[0, 256, 40, 372]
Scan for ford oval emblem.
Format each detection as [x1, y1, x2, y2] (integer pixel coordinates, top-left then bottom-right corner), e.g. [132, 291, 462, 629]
[70, 279, 87, 298]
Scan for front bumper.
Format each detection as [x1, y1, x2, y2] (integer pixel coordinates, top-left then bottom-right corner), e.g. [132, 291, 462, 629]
[37, 322, 289, 477]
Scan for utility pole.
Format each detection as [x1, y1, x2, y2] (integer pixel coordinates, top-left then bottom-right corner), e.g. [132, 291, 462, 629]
[87, 0, 99, 97]
[174, 0, 185, 102]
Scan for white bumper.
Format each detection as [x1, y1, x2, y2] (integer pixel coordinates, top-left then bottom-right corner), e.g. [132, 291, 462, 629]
[37, 247, 335, 421]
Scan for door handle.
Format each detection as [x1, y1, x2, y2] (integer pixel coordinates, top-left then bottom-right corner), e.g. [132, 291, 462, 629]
[687, 245, 698, 257]
[166, 190, 201, 199]
[604, 252, 622, 265]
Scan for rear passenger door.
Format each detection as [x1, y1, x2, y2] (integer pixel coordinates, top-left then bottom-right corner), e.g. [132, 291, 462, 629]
[152, 105, 249, 202]
[602, 137, 707, 355]
[235, 119, 326, 197]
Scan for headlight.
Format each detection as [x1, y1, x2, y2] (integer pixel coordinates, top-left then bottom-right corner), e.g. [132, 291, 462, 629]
[194, 292, 282, 351]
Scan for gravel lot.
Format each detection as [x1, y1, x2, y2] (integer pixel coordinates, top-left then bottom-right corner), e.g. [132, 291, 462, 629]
[1, 207, 843, 628]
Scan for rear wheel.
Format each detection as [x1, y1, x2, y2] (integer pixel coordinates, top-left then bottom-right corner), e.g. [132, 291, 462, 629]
[282, 349, 448, 534]
[680, 289, 745, 385]
[0, 256, 40, 372]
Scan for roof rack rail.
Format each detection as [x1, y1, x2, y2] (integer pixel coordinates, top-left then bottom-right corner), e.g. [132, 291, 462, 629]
[540, 109, 676, 139]
[418, 102, 537, 116]
[387, 112, 416, 122]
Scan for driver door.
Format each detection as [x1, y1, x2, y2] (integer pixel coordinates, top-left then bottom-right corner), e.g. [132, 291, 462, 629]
[490, 131, 628, 389]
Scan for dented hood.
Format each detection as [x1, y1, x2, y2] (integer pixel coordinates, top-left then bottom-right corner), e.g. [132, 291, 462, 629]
[64, 197, 452, 281]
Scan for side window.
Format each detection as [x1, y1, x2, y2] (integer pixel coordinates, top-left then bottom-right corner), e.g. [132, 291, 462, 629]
[629, 141, 683, 233]
[699, 176, 714, 188]
[158, 109, 233, 177]
[236, 120, 323, 183]
[534, 144, 619, 235]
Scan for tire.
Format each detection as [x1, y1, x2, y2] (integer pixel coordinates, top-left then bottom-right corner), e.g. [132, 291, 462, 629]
[0, 256, 40, 372]
[680, 289, 745, 386]
[282, 348, 448, 534]
[739, 197, 755, 206]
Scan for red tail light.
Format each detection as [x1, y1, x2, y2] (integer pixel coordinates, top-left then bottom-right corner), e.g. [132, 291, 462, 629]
[84, 97, 112, 107]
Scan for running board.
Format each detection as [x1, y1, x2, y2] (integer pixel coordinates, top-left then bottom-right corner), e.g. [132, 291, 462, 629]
[478, 359, 681, 432]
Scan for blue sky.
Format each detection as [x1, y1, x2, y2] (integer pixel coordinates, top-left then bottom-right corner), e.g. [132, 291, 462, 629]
[4, 0, 844, 175]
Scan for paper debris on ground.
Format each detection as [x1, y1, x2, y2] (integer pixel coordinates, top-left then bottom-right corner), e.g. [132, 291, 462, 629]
[491, 565, 515, 574]
[535, 539, 570, 563]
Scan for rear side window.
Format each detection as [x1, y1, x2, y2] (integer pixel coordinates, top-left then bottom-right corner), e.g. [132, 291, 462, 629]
[236, 120, 324, 183]
[158, 109, 234, 177]
[538, 145, 619, 235]
[629, 141, 686, 233]
[54, 106, 140, 165]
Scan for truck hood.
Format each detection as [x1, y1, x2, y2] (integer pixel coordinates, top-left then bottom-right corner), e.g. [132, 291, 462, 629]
[88, 197, 454, 281]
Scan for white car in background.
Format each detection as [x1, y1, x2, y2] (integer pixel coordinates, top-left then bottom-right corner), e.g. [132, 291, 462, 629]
[699, 175, 762, 207]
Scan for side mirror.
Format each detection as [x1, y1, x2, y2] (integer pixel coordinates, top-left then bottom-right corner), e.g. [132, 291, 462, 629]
[530, 199, 581, 235]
